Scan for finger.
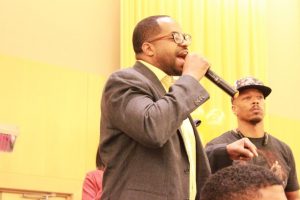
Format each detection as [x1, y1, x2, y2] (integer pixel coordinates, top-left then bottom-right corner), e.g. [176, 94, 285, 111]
[243, 138, 258, 157]
[237, 148, 254, 158]
[239, 155, 252, 161]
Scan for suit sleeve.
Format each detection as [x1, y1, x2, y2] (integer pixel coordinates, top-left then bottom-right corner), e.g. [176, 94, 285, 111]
[101, 72, 209, 148]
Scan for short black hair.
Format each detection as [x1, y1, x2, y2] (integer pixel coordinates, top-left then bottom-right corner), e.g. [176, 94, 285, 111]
[132, 15, 170, 54]
[200, 164, 283, 200]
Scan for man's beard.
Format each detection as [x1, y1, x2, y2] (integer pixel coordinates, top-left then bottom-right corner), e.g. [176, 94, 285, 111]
[249, 117, 262, 125]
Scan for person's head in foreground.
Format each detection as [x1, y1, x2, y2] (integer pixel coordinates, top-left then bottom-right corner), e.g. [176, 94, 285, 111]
[200, 164, 287, 200]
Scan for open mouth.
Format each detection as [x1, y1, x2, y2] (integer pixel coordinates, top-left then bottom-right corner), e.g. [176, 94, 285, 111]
[177, 50, 189, 59]
[176, 50, 189, 65]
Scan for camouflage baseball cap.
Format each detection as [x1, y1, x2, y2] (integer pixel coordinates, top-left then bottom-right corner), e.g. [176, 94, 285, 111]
[234, 76, 272, 98]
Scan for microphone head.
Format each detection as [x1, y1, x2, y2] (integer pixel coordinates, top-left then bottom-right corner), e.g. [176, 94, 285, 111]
[233, 91, 239, 99]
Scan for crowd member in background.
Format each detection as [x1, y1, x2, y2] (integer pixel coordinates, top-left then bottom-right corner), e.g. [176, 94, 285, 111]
[200, 164, 287, 200]
[82, 147, 105, 200]
[99, 15, 257, 200]
[205, 77, 299, 200]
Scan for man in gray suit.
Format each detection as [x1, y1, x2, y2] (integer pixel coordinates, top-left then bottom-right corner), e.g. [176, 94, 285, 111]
[99, 15, 257, 200]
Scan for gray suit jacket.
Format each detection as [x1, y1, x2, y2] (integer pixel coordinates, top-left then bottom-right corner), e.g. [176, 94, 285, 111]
[100, 61, 211, 200]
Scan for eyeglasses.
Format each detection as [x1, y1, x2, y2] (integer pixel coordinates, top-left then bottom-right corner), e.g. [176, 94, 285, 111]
[147, 32, 192, 45]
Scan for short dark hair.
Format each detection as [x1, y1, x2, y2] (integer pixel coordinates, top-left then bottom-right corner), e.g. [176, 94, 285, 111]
[132, 15, 170, 54]
[200, 164, 283, 200]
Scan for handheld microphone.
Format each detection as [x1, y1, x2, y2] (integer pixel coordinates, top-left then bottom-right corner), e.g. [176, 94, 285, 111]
[205, 69, 239, 98]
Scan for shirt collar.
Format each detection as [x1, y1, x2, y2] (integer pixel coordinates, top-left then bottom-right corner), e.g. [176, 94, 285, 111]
[137, 60, 167, 82]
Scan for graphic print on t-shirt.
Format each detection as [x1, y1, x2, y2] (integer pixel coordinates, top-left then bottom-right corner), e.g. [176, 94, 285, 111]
[233, 148, 288, 187]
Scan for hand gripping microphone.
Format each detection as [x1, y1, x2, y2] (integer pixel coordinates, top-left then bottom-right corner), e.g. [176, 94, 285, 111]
[205, 69, 239, 98]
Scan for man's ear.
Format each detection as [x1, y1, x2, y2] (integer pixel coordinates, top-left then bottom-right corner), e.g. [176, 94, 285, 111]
[232, 104, 237, 116]
[141, 42, 154, 56]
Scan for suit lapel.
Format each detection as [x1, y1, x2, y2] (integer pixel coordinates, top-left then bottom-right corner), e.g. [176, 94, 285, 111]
[133, 61, 166, 97]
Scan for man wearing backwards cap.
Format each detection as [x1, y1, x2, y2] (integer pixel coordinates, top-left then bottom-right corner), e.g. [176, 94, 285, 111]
[205, 77, 300, 200]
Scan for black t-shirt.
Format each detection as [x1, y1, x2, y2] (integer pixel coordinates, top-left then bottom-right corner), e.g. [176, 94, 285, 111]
[205, 130, 299, 192]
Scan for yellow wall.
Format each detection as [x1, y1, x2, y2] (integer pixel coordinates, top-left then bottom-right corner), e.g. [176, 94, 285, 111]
[0, 55, 104, 198]
[266, 0, 300, 175]
[0, 0, 120, 75]
[0, 0, 120, 199]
